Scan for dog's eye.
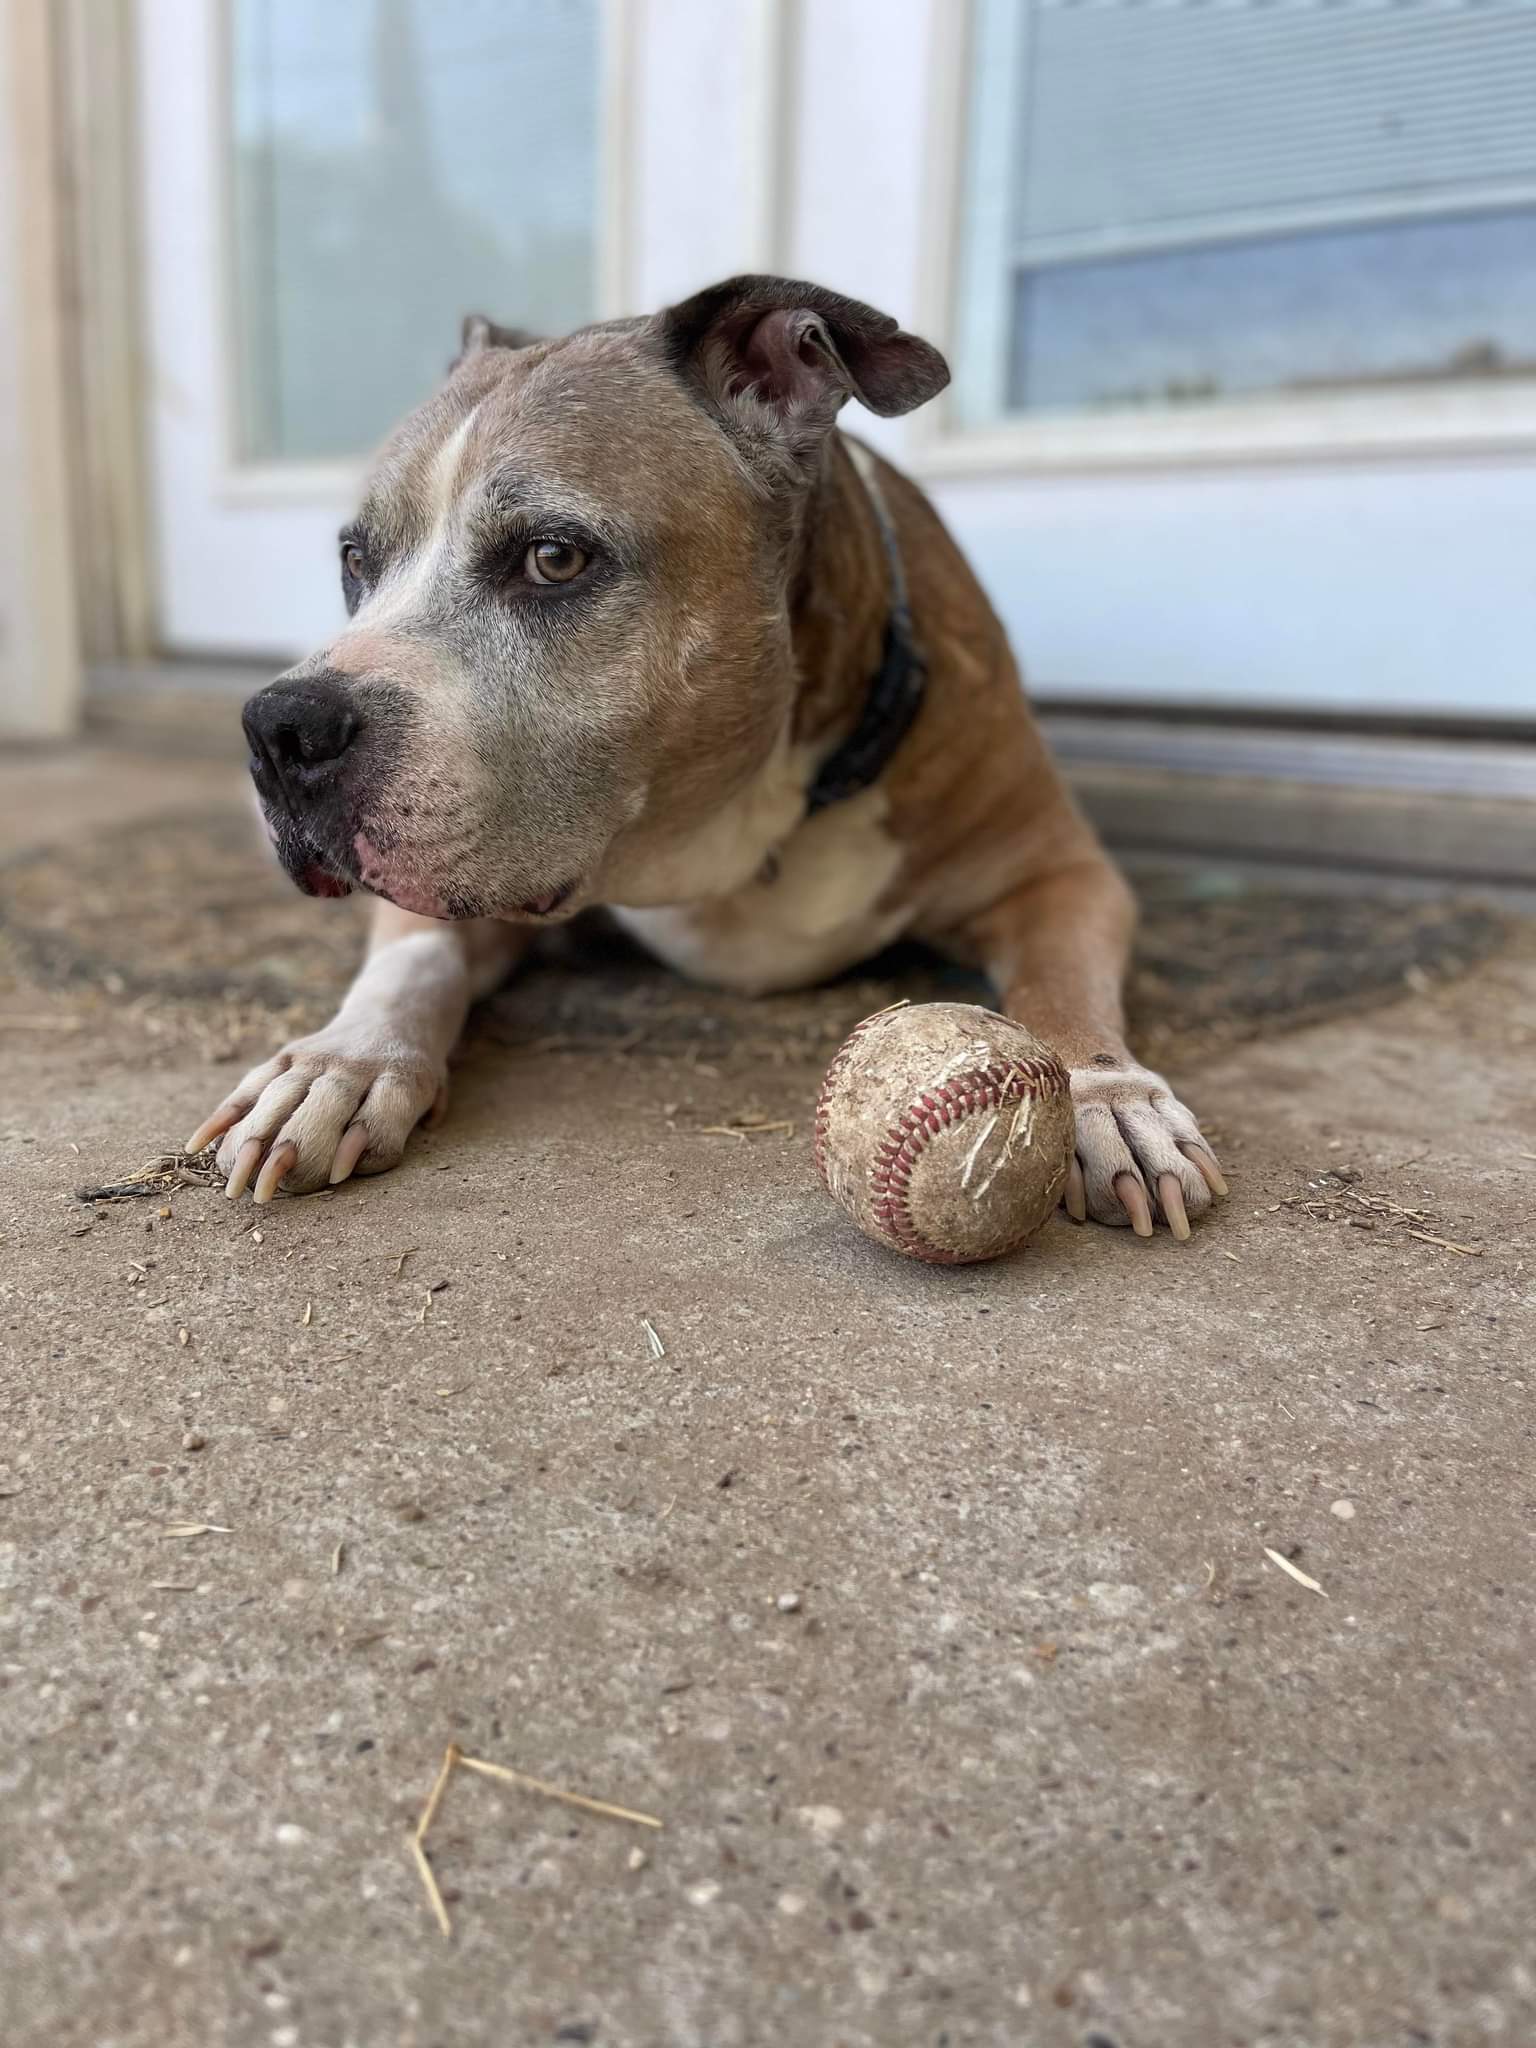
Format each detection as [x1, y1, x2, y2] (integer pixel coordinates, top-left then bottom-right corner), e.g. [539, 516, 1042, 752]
[524, 539, 590, 586]
[341, 543, 366, 582]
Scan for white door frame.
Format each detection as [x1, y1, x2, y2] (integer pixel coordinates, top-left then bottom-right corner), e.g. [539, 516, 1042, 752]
[0, 0, 81, 737]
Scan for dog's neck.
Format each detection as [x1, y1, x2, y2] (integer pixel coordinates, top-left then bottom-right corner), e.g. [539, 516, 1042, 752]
[592, 436, 916, 914]
[787, 434, 899, 762]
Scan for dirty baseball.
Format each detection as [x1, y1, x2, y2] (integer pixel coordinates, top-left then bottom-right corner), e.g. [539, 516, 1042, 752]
[815, 1002, 1075, 1264]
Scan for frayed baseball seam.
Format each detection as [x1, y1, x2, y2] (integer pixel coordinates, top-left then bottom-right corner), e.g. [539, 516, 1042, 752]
[867, 1059, 1065, 1263]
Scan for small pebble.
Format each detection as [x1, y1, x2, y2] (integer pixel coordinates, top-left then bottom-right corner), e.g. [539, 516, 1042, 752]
[1330, 1499, 1356, 1521]
[181, 1431, 207, 1453]
[795, 1804, 844, 1840]
[627, 1846, 648, 1872]
[775, 1592, 801, 1614]
[157, 1206, 172, 1220]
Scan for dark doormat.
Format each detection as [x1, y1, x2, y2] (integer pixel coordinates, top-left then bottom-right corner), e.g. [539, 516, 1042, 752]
[0, 809, 1509, 1070]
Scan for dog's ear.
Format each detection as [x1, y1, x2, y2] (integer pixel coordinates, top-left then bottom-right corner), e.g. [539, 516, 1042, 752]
[658, 275, 948, 456]
[453, 313, 541, 369]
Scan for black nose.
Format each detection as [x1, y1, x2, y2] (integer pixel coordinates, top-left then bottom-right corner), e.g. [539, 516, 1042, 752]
[243, 672, 361, 788]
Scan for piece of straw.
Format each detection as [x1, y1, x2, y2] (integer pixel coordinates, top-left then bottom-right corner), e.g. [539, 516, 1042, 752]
[410, 1833, 452, 1940]
[407, 1740, 661, 1939]
[1263, 1547, 1327, 1597]
[416, 1743, 460, 1841]
[455, 1753, 663, 1829]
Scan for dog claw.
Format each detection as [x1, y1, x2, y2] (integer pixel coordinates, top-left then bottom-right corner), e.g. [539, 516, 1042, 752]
[1114, 1172, 1155, 1238]
[187, 1105, 242, 1153]
[225, 1137, 264, 1201]
[252, 1140, 298, 1204]
[1181, 1142, 1228, 1198]
[330, 1123, 371, 1185]
[1064, 1155, 1087, 1223]
[1067, 1059, 1221, 1237]
[1157, 1172, 1191, 1240]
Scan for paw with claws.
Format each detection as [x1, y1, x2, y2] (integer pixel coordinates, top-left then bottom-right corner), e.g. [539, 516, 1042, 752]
[188, 1026, 446, 1203]
[1062, 1058, 1226, 1240]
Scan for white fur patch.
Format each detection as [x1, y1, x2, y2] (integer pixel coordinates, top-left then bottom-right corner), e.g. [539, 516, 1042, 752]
[350, 403, 481, 633]
[616, 780, 909, 995]
[604, 724, 812, 911]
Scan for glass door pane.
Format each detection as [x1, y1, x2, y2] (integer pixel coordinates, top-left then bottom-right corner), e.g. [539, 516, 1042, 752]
[229, 0, 602, 461]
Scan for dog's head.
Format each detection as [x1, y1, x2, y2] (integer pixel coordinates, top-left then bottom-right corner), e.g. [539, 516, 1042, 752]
[242, 276, 948, 922]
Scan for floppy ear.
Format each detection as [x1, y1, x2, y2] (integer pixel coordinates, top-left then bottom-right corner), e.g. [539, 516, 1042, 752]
[658, 274, 948, 458]
[452, 312, 541, 370]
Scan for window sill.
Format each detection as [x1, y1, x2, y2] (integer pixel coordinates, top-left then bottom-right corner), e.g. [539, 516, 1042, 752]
[909, 379, 1536, 478]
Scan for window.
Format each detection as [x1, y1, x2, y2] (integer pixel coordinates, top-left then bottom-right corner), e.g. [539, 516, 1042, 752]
[229, 0, 602, 462]
[953, 0, 1536, 428]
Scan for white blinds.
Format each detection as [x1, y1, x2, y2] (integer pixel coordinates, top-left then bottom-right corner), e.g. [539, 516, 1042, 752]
[1011, 2, 1536, 264]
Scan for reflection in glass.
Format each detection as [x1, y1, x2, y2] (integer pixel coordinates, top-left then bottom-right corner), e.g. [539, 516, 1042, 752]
[230, 0, 600, 461]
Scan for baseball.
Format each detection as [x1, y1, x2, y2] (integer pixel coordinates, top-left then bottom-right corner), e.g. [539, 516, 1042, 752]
[814, 1002, 1074, 1264]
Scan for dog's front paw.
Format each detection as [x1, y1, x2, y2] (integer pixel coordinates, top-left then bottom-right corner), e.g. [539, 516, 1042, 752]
[186, 1026, 446, 1203]
[1064, 1058, 1226, 1240]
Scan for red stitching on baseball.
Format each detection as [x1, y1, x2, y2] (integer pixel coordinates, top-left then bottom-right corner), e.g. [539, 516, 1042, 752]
[816, 1010, 1071, 1262]
[867, 1055, 1068, 1264]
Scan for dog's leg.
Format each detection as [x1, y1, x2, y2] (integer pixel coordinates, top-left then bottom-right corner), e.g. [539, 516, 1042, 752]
[965, 858, 1226, 1239]
[187, 903, 531, 1202]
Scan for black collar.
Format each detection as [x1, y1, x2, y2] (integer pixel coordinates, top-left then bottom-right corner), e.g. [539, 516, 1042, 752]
[804, 447, 928, 815]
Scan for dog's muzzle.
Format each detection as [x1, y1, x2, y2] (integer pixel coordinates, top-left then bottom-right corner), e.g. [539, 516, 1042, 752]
[243, 671, 360, 897]
[244, 671, 360, 792]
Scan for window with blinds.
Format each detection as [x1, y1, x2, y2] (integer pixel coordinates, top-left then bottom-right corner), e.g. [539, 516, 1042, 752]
[954, 0, 1536, 423]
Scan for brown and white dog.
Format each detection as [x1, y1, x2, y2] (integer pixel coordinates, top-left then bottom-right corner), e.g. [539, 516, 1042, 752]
[190, 276, 1226, 1239]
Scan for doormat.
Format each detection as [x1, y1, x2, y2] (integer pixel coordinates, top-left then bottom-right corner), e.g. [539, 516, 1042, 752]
[0, 809, 1508, 1072]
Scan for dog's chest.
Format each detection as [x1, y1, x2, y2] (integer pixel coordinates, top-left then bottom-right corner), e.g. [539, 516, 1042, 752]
[614, 787, 909, 995]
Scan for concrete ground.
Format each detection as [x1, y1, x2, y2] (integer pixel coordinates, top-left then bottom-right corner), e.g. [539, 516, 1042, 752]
[2, 736, 1534, 2048]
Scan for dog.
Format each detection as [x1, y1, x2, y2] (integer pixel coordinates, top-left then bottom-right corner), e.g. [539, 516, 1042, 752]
[189, 275, 1226, 1239]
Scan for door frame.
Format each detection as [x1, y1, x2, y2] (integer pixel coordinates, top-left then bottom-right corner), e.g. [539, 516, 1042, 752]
[33, 0, 154, 675]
